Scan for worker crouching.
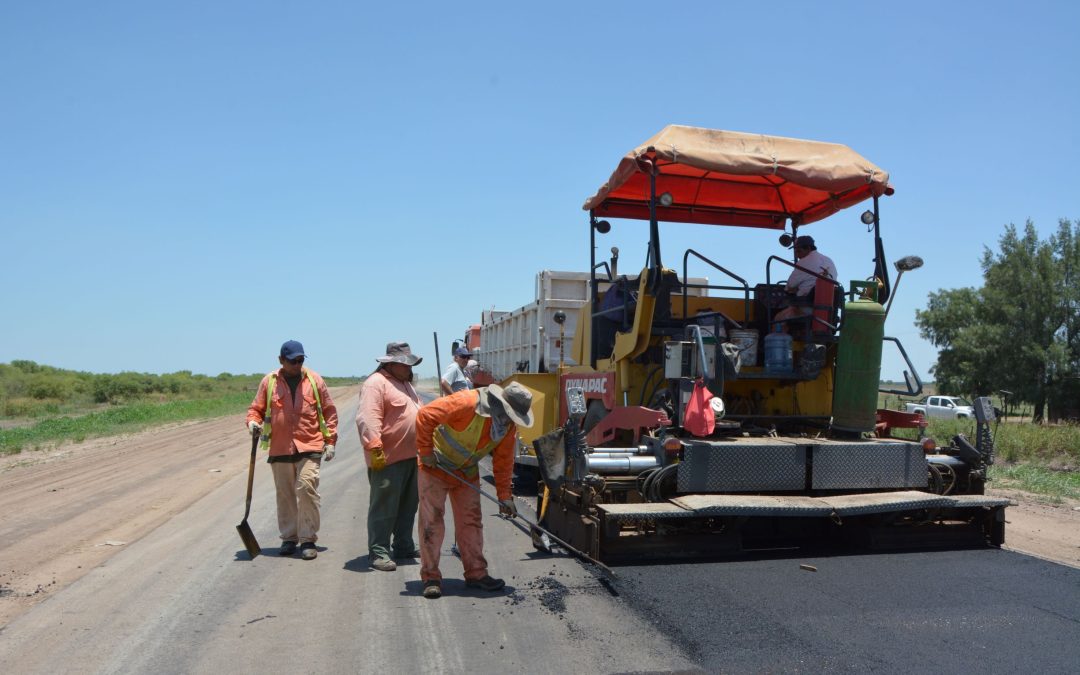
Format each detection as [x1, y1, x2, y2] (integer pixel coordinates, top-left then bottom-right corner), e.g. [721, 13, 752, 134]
[414, 383, 534, 599]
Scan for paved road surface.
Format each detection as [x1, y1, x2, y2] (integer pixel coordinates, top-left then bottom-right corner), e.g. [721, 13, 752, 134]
[2, 391, 1078, 673]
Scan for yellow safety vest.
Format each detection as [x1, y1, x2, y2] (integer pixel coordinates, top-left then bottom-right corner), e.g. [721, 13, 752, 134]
[260, 369, 331, 450]
[433, 413, 501, 480]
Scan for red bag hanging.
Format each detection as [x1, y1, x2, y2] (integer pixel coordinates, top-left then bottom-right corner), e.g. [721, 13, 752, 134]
[683, 378, 715, 437]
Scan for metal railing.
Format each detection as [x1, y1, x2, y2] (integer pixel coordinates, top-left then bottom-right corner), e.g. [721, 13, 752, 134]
[681, 248, 750, 328]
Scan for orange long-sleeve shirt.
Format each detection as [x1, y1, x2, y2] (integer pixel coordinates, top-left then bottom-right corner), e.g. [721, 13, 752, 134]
[246, 368, 338, 458]
[415, 389, 517, 500]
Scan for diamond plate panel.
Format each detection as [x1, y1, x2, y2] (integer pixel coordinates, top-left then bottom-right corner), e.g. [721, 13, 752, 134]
[820, 491, 949, 515]
[672, 494, 832, 517]
[597, 492, 1011, 523]
[677, 442, 806, 492]
[599, 502, 698, 522]
[812, 442, 925, 490]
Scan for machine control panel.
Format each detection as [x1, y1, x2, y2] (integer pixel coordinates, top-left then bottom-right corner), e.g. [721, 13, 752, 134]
[565, 386, 587, 418]
[973, 396, 996, 423]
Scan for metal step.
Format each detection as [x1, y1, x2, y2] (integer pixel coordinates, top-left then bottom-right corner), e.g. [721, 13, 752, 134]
[598, 491, 1012, 521]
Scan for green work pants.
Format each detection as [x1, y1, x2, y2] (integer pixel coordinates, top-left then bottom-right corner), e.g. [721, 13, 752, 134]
[367, 457, 419, 561]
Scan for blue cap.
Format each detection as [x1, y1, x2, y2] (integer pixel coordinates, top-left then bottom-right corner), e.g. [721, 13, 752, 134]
[280, 340, 306, 360]
[454, 346, 472, 358]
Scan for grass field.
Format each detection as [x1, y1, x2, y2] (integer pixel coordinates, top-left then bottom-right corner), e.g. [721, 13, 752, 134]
[0, 361, 361, 455]
[0, 392, 253, 455]
[990, 463, 1080, 503]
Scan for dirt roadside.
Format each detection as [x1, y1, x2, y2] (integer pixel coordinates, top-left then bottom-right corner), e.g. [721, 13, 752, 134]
[1, 386, 1076, 627]
[0, 385, 360, 628]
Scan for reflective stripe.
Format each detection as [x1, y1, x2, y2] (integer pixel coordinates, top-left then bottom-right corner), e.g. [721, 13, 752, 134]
[304, 369, 331, 442]
[259, 374, 276, 450]
[259, 370, 330, 451]
[433, 414, 499, 480]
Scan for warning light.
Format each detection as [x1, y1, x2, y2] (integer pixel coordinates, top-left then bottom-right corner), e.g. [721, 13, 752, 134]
[662, 437, 683, 454]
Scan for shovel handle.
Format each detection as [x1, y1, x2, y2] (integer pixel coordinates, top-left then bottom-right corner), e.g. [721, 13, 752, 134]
[243, 430, 259, 520]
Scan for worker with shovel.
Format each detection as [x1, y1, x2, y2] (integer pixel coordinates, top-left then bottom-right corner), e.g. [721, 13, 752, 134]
[414, 383, 534, 599]
[246, 340, 338, 560]
[355, 342, 424, 572]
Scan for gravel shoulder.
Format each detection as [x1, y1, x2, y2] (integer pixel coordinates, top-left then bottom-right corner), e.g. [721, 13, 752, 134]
[0, 386, 360, 627]
[988, 486, 1080, 567]
[1, 384, 1076, 628]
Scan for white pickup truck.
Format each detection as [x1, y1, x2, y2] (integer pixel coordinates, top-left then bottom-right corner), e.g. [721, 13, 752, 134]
[904, 395, 975, 419]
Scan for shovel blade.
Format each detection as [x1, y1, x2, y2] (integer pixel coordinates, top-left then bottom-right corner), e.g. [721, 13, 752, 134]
[236, 520, 261, 559]
[530, 525, 553, 553]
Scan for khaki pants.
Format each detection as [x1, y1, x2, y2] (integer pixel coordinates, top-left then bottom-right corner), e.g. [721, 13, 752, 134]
[271, 456, 321, 544]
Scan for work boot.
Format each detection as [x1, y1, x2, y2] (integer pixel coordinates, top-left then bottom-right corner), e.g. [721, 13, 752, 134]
[465, 575, 505, 592]
[300, 542, 317, 560]
[422, 580, 442, 599]
[393, 548, 420, 560]
[279, 541, 298, 556]
[371, 557, 397, 572]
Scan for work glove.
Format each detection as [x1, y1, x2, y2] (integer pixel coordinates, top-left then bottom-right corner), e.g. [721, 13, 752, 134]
[419, 453, 436, 468]
[323, 444, 335, 461]
[499, 498, 518, 518]
[370, 446, 387, 471]
[248, 421, 261, 437]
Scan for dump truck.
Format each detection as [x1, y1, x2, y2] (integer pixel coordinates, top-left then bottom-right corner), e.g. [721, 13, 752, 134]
[482, 126, 1009, 563]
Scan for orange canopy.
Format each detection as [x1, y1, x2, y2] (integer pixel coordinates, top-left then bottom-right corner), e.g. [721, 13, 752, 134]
[582, 126, 893, 229]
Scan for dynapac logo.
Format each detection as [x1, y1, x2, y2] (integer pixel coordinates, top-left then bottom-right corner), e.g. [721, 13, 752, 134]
[564, 377, 608, 394]
[559, 372, 615, 413]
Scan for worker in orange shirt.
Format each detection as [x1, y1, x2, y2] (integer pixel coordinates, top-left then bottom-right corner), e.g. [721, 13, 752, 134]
[246, 340, 338, 560]
[414, 382, 534, 599]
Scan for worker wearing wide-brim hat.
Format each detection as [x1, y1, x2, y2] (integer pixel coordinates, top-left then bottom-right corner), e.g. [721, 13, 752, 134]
[414, 382, 535, 599]
[355, 342, 425, 572]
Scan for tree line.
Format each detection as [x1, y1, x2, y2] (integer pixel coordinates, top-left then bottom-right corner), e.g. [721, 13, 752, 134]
[0, 360, 360, 418]
[916, 219, 1079, 422]
[0, 361, 263, 416]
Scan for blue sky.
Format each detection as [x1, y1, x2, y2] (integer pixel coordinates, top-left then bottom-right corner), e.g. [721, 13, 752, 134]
[2, 1, 1077, 382]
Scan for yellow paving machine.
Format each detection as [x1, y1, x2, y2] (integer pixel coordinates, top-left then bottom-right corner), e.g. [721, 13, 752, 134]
[481, 126, 1008, 563]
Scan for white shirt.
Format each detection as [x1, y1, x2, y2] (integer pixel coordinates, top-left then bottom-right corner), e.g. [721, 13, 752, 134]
[442, 362, 472, 392]
[786, 250, 837, 296]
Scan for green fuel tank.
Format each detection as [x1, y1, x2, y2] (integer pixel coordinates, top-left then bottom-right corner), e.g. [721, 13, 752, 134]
[832, 288, 885, 433]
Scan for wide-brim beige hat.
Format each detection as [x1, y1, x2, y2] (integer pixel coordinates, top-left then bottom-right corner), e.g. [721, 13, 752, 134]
[480, 382, 534, 428]
[376, 341, 422, 366]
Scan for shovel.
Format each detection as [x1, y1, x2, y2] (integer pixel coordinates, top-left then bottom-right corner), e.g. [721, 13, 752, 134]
[236, 430, 261, 559]
[432, 462, 615, 578]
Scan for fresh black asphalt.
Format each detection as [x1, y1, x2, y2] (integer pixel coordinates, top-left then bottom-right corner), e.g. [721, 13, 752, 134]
[610, 548, 1080, 673]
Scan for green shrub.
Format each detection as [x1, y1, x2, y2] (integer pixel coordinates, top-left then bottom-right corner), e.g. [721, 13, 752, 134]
[27, 375, 67, 400]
